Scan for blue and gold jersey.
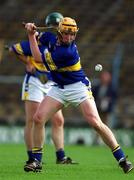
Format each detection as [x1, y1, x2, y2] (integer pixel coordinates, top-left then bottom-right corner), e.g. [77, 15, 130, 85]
[39, 32, 90, 86]
[12, 40, 52, 80]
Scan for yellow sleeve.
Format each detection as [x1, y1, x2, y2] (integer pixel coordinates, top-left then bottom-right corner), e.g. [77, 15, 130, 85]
[27, 56, 48, 72]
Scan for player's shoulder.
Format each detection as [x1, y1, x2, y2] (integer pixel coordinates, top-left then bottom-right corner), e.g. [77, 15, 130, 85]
[39, 31, 56, 39]
[12, 40, 31, 55]
[38, 31, 56, 46]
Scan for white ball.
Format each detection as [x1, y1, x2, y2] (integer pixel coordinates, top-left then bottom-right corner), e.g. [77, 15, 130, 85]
[95, 64, 103, 71]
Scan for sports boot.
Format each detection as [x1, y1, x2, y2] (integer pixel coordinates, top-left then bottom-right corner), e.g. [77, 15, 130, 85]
[24, 159, 42, 172]
[119, 157, 133, 173]
[56, 157, 78, 164]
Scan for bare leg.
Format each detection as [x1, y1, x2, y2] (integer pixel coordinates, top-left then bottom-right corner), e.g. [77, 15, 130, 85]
[80, 99, 118, 149]
[24, 101, 45, 164]
[80, 98, 133, 173]
[93, 112, 109, 145]
[33, 121, 45, 149]
[51, 110, 64, 150]
[24, 101, 39, 150]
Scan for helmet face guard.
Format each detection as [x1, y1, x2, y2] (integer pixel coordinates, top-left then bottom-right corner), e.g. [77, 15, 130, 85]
[58, 17, 79, 35]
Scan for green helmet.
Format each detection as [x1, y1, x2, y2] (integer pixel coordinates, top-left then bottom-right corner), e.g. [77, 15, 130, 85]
[45, 12, 63, 27]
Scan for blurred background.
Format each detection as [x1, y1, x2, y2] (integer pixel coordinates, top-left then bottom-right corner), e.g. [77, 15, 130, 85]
[0, 0, 134, 146]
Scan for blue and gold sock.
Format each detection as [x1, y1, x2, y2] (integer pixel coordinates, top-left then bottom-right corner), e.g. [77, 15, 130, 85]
[32, 147, 43, 162]
[112, 145, 125, 162]
[56, 149, 65, 160]
[27, 150, 34, 161]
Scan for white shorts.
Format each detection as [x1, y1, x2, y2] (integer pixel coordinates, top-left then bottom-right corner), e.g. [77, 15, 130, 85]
[22, 74, 55, 102]
[47, 81, 93, 107]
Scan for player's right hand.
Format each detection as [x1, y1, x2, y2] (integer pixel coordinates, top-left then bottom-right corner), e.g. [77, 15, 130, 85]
[25, 23, 37, 35]
[26, 63, 36, 73]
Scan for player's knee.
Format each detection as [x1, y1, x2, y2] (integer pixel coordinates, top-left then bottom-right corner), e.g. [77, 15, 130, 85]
[52, 115, 64, 127]
[92, 120, 105, 133]
[87, 114, 103, 131]
[33, 112, 43, 124]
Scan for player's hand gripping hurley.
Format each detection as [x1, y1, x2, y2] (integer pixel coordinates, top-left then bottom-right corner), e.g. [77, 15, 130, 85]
[22, 22, 56, 32]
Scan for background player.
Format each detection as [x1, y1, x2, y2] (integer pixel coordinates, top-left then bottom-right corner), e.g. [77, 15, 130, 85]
[9, 12, 77, 172]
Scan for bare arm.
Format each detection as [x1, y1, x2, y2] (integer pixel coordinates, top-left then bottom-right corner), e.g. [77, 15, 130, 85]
[25, 23, 43, 63]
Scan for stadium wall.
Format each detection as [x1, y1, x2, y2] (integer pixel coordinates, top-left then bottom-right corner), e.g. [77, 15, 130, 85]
[0, 126, 134, 147]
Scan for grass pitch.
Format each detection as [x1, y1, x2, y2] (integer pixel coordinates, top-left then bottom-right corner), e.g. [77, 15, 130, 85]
[0, 144, 133, 180]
